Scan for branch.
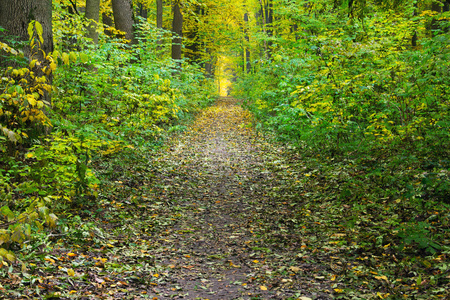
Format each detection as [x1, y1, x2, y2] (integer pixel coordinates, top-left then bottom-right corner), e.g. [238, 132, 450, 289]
[68, 0, 80, 15]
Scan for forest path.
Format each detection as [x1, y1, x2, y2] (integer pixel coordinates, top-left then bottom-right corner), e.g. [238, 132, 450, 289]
[5, 97, 336, 300]
[138, 97, 331, 299]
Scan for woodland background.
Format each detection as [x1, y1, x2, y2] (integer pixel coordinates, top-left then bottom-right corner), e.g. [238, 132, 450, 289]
[0, 0, 449, 298]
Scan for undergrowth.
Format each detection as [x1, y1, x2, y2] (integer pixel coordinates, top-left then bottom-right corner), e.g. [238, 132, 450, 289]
[234, 3, 450, 298]
[0, 17, 217, 270]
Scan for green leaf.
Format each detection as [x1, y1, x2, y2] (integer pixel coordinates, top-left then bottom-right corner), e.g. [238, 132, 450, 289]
[62, 52, 70, 65]
[0, 206, 15, 222]
[0, 229, 10, 246]
[46, 213, 58, 228]
[15, 85, 24, 95]
[6, 250, 16, 262]
[0, 248, 15, 262]
[69, 52, 77, 63]
[80, 53, 89, 63]
[11, 224, 26, 244]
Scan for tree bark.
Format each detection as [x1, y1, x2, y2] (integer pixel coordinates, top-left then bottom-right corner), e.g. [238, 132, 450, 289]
[137, 3, 148, 19]
[156, 0, 163, 50]
[185, 4, 201, 64]
[85, 0, 100, 44]
[266, 0, 273, 59]
[244, 12, 251, 73]
[172, 1, 183, 72]
[0, 0, 53, 58]
[111, 0, 137, 44]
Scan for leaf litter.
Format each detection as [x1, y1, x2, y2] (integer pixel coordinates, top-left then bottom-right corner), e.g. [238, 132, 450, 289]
[1, 97, 448, 299]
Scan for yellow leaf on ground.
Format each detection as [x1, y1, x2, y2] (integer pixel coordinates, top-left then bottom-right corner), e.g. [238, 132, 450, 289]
[67, 268, 75, 277]
[375, 275, 388, 281]
[289, 266, 301, 273]
[260, 285, 267, 291]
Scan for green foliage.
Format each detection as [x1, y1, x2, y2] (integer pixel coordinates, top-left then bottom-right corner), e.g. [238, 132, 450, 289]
[234, 1, 450, 297]
[1, 6, 217, 278]
[0, 21, 53, 147]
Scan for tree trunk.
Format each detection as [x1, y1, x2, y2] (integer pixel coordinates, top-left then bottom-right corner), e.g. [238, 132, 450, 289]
[85, 0, 100, 44]
[266, 0, 273, 59]
[185, 4, 202, 64]
[244, 12, 251, 73]
[0, 0, 53, 58]
[172, 1, 183, 72]
[102, 10, 114, 37]
[137, 3, 148, 19]
[156, 0, 163, 50]
[111, 0, 137, 44]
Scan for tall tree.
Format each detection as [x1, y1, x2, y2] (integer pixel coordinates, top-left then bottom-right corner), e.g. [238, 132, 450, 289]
[0, 0, 53, 58]
[185, 4, 202, 64]
[156, 0, 163, 49]
[258, 0, 273, 59]
[85, 0, 101, 44]
[111, 0, 137, 44]
[172, 0, 183, 72]
[137, 2, 148, 19]
[243, 12, 251, 73]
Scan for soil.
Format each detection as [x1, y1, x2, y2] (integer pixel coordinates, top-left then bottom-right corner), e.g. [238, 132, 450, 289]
[139, 97, 332, 299]
[3, 97, 335, 300]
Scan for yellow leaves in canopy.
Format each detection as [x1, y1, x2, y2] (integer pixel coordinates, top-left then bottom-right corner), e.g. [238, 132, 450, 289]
[62, 52, 70, 65]
[27, 94, 37, 106]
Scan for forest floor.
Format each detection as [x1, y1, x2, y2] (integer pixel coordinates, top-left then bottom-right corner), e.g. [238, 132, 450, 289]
[3, 97, 448, 299]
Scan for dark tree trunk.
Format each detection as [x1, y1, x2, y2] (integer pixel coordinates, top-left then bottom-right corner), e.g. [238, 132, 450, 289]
[67, 0, 78, 15]
[156, 0, 163, 50]
[102, 10, 114, 37]
[266, 0, 273, 59]
[172, 1, 183, 72]
[412, 1, 418, 47]
[85, 0, 100, 44]
[244, 12, 251, 73]
[430, 0, 447, 35]
[185, 5, 202, 64]
[0, 0, 53, 58]
[111, 0, 137, 44]
[137, 3, 148, 19]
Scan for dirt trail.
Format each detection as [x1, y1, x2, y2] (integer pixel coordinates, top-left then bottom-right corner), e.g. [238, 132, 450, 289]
[3, 97, 333, 300]
[144, 97, 331, 299]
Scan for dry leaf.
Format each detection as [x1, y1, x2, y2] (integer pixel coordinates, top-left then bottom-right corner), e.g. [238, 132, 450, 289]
[289, 266, 301, 273]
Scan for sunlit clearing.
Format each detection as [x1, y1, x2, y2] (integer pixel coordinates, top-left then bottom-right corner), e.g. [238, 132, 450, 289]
[216, 55, 233, 96]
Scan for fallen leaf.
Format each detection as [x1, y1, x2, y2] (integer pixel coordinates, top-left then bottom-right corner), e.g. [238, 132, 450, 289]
[289, 266, 301, 273]
[260, 285, 267, 291]
[375, 275, 388, 281]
